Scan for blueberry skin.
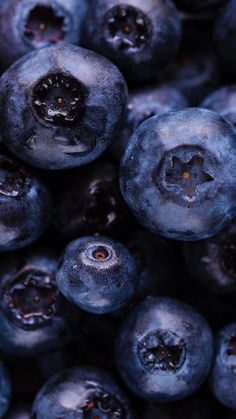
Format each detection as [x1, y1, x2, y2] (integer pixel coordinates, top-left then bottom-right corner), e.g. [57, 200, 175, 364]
[0, 0, 87, 70]
[0, 43, 128, 170]
[56, 236, 138, 314]
[210, 322, 236, 411]
[214, 0, 236, 77]
[0, 249, 74, 356]
[81, 0, 182, 82]
[0, 359, 11, 418]
[201, 86, 236, 128]
[120, 108, 236, 241]
[32, 366, 134, 418]
[184, 219, 236, 294]
[110, 84, 188, 161]
[116, 296, 213, 401]
[0, 152, 52, 251]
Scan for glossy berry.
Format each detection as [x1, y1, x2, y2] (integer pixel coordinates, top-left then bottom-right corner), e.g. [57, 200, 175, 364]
[184, 220, 236, 294]
[0, 359, 11, 418]
[201, 86, 236, 127]
[0, 249, 73, 356]
[110, 84, 188, 161]
[210, 322, 236, 411]
[0, 151, 51, 251]
[116, 296, 213, 401]
[53, 161, 129, 237]
[32, 366, 134, 418]
[0, 0, 87, 69]
[81, 0, 182, 81]
[120, 108, 236, 241]
[0, 44, 128, 170]
[56, 236, 138, 314]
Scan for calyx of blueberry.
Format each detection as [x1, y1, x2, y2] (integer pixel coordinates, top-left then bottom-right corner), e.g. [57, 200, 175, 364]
[2, 267, 60, 330]
[0, 157, 27, 198]
[82, 386, 125, 418]
[32, 73, 85, 127]
[87, 245, 112, 262]
[138, 330, 186, 373]
[24, 6, 65, 47]
[104, 5, 151, 50]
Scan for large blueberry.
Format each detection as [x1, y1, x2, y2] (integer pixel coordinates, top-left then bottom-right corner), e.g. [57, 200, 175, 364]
[81, 0, 181, 81]
[56, 236, 138, 314]
[210, 322, 236, 411]
[120, 108, 236, 241]
[110, 84, 188, 161]
[0, 249, 74, 356]
[0, 0, 87, 70]
[32, 366, 134, 418]
[0, 151, 51, 251]
[116, 296, 213, 401]
[0, 44, 128, 170]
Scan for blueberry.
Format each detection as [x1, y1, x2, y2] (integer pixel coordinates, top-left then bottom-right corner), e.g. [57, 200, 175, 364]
[0, 44, 128, 170]
[0, 359, 11, 418]
[120, 108, 236, 241]
[184, 219, 236, 294]
[32, 366, 134, 418]
[214, 0, 236, 78]
[116, 296, 213, 401]
[81, 0, 182, 81]
[0, 0, 87, 70]
[53, 161, 129, 237]
[0, 151, 51, 251]
[210, 322, 236, 411]
[201, 86, 236, 128]
[110, 84, 188, 161]
[161, 51, 220, 105]
[174, 0, 225, 12]
[0, 249, 74, 356]
[56, 236, 138, 314]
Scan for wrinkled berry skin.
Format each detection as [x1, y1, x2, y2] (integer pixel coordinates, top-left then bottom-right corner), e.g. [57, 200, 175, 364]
[202, 86, 236, 128]
[116, 296, 213, 401]
[81, 0, 181, 81]
[53, 161, 129, 237]
[0, 152, 51, 251]
[120, 108, 236, 241]
[32, 366, 134, 418]
[214, 0, 236, 77]
[0, 249, 74, 356]
[174, 0, 225, 12]
[56, 236, 138, 314]
[210, 322, 236, 411]
[0, 359, 11, 418]
[0, 0, 87, 70]
[110, 85, 188, 161]
[184, 220, 236, 294]
[0, 44, 128, 170]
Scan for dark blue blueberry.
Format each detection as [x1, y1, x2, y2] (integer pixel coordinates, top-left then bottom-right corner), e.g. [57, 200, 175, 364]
[184, 219, 236, 294]
[56, 236, 138, 314]
[160, 51, 220, 105]
[81, 0, 182, 82]
[0, 44, 128, 170]
[116, 296, 213, 401]
[32, 366, 134, 418]
[0, 359, 11, 418]
[0, 0, 87, 70]
[201, 86, 236, 128]
[214, 0, 236, 77]
[120, 108, 236, 241]
[53, 161, 129, 237]
[0, 151, 51, 251]
[210, 322, 236, 411]
[0, 249, 74, 356]
[110, 84, 188, 161]
[174, 0, 225, 12]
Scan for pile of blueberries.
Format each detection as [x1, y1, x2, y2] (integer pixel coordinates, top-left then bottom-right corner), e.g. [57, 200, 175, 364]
[1, 0, 236, 417]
